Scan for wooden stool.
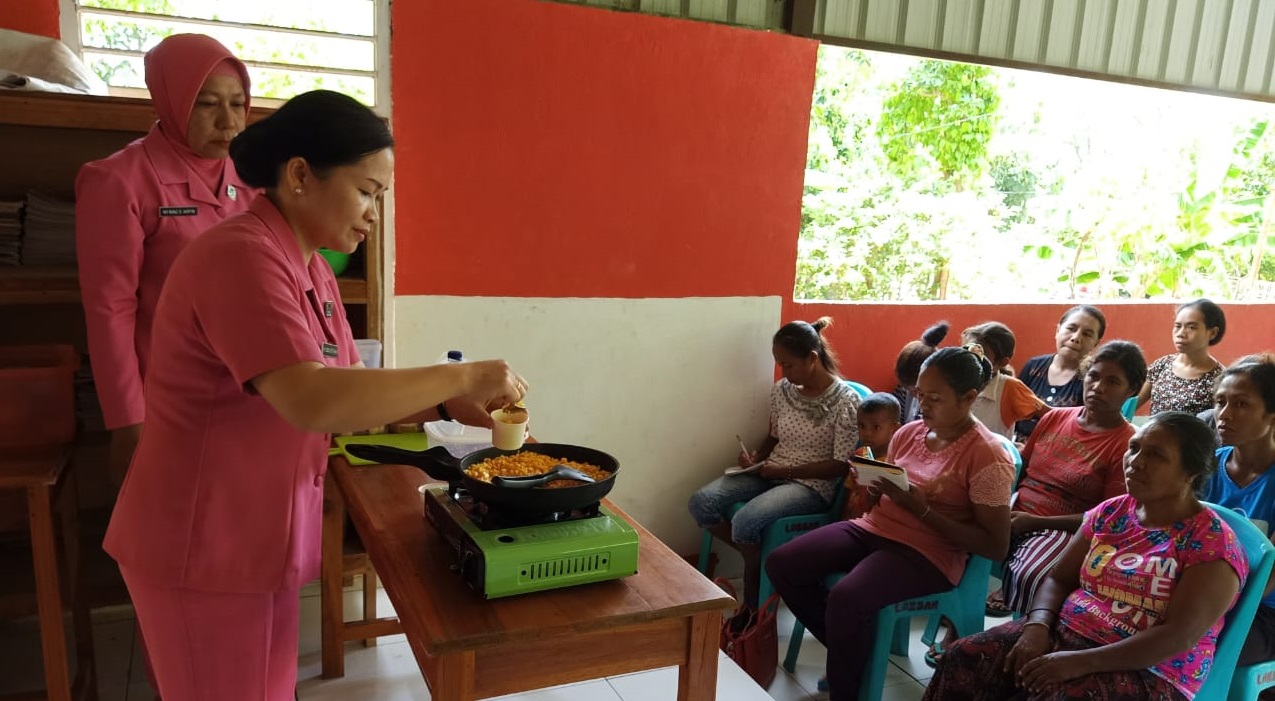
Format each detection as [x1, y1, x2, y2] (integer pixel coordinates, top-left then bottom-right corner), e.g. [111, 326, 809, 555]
[319, 468, 401, 679]
[0, 444, 96, 701]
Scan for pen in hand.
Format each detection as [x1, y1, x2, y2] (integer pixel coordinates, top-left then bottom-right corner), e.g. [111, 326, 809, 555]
[735, 434, 760, 468]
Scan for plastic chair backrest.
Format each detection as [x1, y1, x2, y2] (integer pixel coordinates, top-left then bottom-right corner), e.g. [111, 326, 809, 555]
[1197, 502, 1275, 699]
[1121, 396, 1137, 420]
[844, 380, 871, 399]
[992, 433, 1024, 486]
[1234, 660, 1275, 700]
[756, 481, 848, 602]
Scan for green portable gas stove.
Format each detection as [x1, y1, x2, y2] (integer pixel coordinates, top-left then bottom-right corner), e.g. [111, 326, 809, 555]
[423, 484, 640, 599]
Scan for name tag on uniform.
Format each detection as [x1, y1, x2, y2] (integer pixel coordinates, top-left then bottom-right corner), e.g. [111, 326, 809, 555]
[159, 206, 199, 217]
[322, 343, 339, 358]
[323, 301, 334, 318]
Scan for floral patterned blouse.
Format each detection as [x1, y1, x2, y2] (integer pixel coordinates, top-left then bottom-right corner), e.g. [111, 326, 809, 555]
[767, 379, 860, 502]
[1146, 354, 1223, 416]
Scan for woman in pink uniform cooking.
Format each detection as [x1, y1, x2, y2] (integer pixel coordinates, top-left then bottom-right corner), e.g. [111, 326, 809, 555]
[76, 34, 256, 485]
[104, 90, 528, 701]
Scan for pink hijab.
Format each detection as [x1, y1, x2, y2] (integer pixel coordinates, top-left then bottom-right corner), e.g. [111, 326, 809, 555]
[143, 34, 251, 191]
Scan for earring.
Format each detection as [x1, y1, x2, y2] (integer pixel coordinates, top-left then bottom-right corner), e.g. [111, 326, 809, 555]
[294, 187, 303, 195]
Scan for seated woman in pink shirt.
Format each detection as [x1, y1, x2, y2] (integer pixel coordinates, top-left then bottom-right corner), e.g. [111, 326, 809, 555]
[103, 90, 528, 701]
[75, 34, 256, 485]
[766, 346, 1015, 700]
[924, 412, 1248, 701]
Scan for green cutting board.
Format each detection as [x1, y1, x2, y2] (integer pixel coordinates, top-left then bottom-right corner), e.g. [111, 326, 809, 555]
[333, 433, 431, 465]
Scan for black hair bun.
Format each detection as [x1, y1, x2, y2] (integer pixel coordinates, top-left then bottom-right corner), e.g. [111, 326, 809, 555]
[229, 123, 276, 189]
[228, 90, 393, 190]
[922, 321, 950, 347]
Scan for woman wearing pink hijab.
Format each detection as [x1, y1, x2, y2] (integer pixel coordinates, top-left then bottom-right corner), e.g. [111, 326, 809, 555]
[75, 34, 255, 486]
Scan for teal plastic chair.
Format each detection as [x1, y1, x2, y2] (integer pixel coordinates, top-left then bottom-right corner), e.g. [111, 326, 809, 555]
[1209, 503, 1275, 700]
[1232, 658, 1275, 700]
[844, 379, 871, 399]
[993, 434, 1024, 485]
[697, 482, 848, 605]
[1121, 396, 1137, 420]
[781, 555, 994, 701]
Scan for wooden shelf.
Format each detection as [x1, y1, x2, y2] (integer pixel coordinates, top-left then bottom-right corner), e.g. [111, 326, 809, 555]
[0, 266, 80, 305]
[337, 277, 370, 304]
[0, 91, 275, 132]
[0, 266, 369, 305]
[0, 89, 383, 338]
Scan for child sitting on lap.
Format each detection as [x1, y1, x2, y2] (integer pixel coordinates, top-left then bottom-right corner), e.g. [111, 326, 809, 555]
[845, 392, 903, 519]
[856, 392, 902, 459]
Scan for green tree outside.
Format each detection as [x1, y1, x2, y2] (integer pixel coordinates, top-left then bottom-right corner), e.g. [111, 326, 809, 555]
[798, 46, 1275, 302]
[76, 0, 376, 104]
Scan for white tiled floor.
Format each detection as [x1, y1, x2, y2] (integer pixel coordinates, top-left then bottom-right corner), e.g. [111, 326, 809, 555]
[0, 578, 1005, 700]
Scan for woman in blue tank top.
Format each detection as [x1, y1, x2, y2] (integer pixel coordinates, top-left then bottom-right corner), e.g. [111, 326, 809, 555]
[1202, 352, 1275, 667]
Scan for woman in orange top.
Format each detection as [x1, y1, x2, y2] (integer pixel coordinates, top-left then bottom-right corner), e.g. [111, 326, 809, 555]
[962, 322, 1048, 438]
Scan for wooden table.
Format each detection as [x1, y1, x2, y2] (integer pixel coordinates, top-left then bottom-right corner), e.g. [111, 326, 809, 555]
[327, 454, 735, 701]
[0, 444, 96, 701]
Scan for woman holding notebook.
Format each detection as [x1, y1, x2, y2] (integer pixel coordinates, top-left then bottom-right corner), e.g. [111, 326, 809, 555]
[767, 346, 1015, 701]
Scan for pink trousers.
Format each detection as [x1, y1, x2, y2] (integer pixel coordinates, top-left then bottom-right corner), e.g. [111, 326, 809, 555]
[121, 565, 300, 701]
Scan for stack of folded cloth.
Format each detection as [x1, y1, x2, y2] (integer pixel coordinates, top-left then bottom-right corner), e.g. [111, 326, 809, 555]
[0, 200, 20, 265]
[21, 191, 76, 266]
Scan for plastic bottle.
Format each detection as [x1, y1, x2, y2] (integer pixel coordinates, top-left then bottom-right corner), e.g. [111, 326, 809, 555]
[428, 350, 465, 437]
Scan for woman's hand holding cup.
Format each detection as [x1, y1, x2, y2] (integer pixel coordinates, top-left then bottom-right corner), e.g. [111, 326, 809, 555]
[460, 359, 527, 408]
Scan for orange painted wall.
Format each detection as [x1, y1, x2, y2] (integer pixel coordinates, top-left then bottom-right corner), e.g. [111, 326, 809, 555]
[787, 300, 1275, 398]
[389, 0, 817, 299]
[1, 0, 60, 38]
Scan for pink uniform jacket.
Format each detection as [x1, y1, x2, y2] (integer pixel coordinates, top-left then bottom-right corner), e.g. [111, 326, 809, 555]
[104, 196, 357, 593]
[76, 126, 255, 429]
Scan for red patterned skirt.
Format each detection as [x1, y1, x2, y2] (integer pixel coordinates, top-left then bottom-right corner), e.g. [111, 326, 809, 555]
[921, 619, 1186, 701]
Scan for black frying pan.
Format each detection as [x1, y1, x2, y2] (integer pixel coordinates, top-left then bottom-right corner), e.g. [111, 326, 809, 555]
[343, 442, 619, 516]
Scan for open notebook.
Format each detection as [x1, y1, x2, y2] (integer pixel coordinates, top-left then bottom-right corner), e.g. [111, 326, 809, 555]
[724, 461, 766, 476]
[849, 455, 909, 491]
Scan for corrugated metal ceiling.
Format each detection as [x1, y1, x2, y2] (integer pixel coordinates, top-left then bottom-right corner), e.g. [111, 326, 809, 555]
[551, 0, 1275, 101]
[810, 0, 1275, 100]
[553, 0, 786, 30]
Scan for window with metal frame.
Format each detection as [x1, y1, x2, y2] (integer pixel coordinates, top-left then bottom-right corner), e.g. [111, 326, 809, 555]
[58, 0, 388, 110]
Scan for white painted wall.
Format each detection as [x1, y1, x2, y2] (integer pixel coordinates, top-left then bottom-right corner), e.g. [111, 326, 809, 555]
[392, 295, 782, 555]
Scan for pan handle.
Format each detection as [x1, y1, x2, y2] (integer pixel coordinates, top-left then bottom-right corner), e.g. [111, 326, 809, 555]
[343, 444, 466, 482]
